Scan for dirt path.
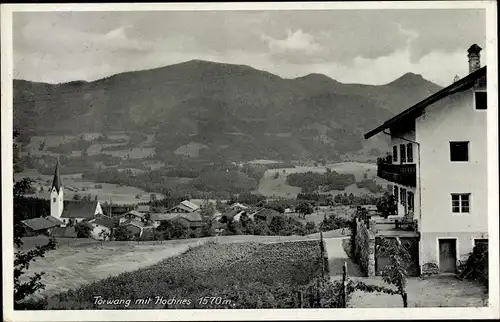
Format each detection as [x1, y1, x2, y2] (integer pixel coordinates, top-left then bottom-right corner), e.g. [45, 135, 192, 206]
[323, 237, 363, 278]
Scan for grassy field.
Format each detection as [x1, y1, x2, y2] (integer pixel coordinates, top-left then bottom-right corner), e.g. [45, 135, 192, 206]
[42, 240, 324, 309]
[21, 238, 206, 302]
[257, 162, 388, 198]
[286, 205, 356, 225]
[15, 169, 163, 205]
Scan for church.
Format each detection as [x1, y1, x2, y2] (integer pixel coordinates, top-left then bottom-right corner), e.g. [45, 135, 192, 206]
[21, 160, 110, 238]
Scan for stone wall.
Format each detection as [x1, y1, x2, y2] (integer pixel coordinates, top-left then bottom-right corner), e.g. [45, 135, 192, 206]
[354, 218, 376, 277]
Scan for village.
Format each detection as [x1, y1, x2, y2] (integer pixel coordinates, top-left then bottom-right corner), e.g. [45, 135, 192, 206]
[7, 5, 494, 316]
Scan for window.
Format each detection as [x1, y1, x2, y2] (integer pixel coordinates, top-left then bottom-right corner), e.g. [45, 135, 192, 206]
[392, 146, 398, 162]
[408, 191, 414, 210]
[406, 143, 414, 163]
[451, 194, 470, 213]
[400, 188, 407, 205]
[450, 141, 469, 162]
[52, 197, 56, 202]
[475, 92, 487, 110]
[474, 239, 488, 247]
[400, 144, 406, 163]
[393, 186, 399, 203]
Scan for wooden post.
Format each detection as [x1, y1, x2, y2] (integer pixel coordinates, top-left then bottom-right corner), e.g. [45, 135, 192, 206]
[320, 231, 325, 281]
[342, 261, 347, 308]
[316, 278, 321, 308]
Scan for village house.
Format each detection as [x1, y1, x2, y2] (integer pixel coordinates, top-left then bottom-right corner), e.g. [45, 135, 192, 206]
[149, 211, 203, 229]
[88, 215, 116, 240]
[21, 216, 63, 237]
[121, 219, 154, 238]
[168, 200, 200, 213]
[118, 210, 146, 224]
[364, 44, 488, 276]
[60, 201, 104, 226]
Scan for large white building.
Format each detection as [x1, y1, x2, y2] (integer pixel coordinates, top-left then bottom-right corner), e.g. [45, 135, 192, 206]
[365, 44, 488, 274]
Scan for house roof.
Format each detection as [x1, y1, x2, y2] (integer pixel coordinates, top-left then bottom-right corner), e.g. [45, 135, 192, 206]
[61, 201, 99, 219]
[150, 213, 180, 222]
[51, 226, 78, 238]
[91, 215, 116, 229]
[122, 219, 146, 228]
[364, 66, 487, 139]
[253, 208, 281, 224]
[123, 210, 145, 218]
[21, 216, 62, 231]
[51, 159, 62, 193]
[180, 200, 200, 211]
[136, 205, 151, 213]
[230, 202, 249, 209]
[177, 212, 202, 222]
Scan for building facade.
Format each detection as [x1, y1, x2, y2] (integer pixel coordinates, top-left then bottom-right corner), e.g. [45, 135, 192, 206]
[365, 44, 488, 275]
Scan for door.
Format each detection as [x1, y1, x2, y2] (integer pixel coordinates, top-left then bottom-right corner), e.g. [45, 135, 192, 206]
[439, 239, 457, 273]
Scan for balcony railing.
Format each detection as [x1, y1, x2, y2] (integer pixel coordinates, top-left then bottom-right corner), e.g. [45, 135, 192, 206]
[377, 162, 416, 187]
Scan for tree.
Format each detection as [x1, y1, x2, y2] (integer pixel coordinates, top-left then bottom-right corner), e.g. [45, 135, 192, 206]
[157, 220, 187, 240]
[376, 193, 397, 219]
[200, 202, 215, 219]
[142, 213, 152, 225]
[226, 218, 242, 235]
[13, 130, 57, 309]
[254, 220, 271, 236]
[73, 194, 81, 201]
[296, 202, 313, 218]
[377, 238, 411, 307]
[305, 221, 317, 234]
[269, 216, 286, 234]
[98, 229, 111, 246]
[113, 226, 133, 241]
[75, 222, 92, 238]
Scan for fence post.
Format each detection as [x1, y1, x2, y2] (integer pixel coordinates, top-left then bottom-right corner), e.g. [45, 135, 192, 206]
[342, 261, 347, 308]
[316, 278, 321, 308]
[320, 231, 325, 281]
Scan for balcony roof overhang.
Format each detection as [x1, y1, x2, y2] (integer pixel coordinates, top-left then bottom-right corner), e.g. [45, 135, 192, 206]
[364, 66, 487, 139]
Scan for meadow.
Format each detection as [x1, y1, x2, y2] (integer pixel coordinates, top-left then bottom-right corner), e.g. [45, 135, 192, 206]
[257, 162, 388, 198]
[15, 169, 163, 205]
[43, 240, 325, 309]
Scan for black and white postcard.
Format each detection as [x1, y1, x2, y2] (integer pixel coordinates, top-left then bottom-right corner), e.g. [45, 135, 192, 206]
[1, 2, 498, 321]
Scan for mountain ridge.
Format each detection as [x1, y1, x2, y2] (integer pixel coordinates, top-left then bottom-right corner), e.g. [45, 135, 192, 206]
[13, 59, 443, 162]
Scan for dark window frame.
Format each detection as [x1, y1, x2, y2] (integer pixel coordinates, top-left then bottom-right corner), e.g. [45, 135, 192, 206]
[450, 141, 469, 162]
[474, 91, 487, 110]
[392, 146, 398, 162]
[408, 191, 414, 210]
[400, 144, 406, 163]
[406, 143, 414, 163]
[393, 186, 399, 203]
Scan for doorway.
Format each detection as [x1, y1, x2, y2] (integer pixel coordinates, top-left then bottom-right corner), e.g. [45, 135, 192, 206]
[438, 239, 457, 273]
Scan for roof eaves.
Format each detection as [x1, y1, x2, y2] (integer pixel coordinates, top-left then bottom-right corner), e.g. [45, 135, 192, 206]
[364, 66, 486, 139]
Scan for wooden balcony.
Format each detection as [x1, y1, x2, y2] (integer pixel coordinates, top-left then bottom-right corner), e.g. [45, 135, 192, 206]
[377, 162, 416, 187]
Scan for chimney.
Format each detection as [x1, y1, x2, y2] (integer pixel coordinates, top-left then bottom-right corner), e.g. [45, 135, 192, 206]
[467, 44, 482, 74]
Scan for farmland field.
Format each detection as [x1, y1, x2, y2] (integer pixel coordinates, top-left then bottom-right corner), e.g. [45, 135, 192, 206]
[45, 240, 325, 309]
[257, 162, 388, 198]
[15, 169, 163, 205]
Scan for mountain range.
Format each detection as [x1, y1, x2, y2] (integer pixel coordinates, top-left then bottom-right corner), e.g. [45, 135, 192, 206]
[13, 59, 442, 162]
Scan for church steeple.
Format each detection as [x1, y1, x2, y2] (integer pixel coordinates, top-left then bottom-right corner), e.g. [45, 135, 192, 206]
[51, 158, 62, 193]
[50, 158, 64, 219]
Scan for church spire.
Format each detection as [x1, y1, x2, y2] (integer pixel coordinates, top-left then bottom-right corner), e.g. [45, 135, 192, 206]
[51, 158, 62, 193]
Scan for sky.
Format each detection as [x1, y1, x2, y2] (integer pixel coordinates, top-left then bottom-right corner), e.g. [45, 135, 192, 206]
[13, 8, 486, 87]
